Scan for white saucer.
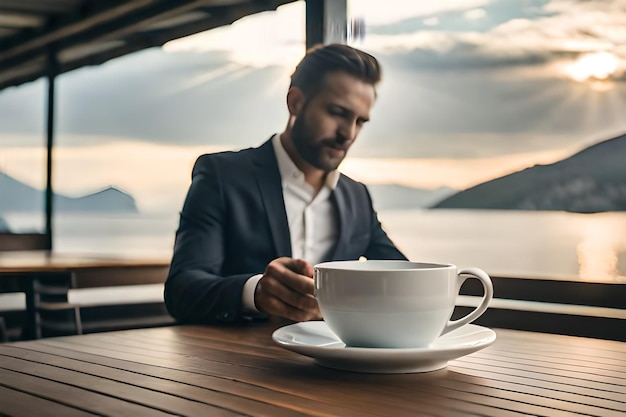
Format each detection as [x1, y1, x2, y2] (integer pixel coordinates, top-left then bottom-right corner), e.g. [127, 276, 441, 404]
[272, 321, 496, 374]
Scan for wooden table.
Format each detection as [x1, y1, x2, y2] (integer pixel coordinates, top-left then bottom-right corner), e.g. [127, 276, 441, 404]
[0, 251, 170, 339]
[0, 322, 624, 416]
[0, 250, 170, 274]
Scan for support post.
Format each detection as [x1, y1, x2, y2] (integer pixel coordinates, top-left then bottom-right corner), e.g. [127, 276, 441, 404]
[306, 0, 348, 49]
[45, 53, 56, 251]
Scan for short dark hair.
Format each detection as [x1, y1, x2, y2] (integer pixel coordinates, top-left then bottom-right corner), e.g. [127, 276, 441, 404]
[290, 43, 382, 97]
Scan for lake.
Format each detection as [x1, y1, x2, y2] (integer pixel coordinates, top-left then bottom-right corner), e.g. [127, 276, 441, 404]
[379, 209, 626, 283]
[4, 209, 626, 283]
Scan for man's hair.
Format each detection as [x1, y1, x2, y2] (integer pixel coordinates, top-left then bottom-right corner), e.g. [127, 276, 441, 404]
[290, 43, 381, 97]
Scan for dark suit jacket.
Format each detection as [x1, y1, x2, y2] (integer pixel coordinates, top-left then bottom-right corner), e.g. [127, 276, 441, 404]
[164, 139, 407, 323]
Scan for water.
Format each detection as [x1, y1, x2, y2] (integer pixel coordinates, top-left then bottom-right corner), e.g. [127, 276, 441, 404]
[3, 212, 177, 257]
[3, 209, 626, 283]
[379, 210, 626, 283]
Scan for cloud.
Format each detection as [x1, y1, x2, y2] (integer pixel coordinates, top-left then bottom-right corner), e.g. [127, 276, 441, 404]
[2, 0, 626, 164]
[0, 47, 290, 148]
[3, 35, 626, 161]
[0, 79, 46, 136]
[0, 54, 291, 151]
[1, 140, 229, 212]
[366, 0, 549, 36]
[364, 32, 552, 71]
[350, 59, 626, 159]
[164, 2, 305, 69]
[348, 0, 493, 26]
[422, 17, 440, 27]
[358, 0, 626, 77]
[464, 8, 488, 20]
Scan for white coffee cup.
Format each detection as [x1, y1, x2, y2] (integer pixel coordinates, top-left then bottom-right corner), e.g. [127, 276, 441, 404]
[314, 260, 493, 348]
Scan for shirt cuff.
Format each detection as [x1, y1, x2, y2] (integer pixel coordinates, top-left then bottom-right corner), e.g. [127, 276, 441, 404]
[242, 274, 263, 313]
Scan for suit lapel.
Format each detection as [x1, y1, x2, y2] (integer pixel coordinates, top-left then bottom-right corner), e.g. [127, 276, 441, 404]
[250, 139, 292, 257]
[330, 178, 350, 260]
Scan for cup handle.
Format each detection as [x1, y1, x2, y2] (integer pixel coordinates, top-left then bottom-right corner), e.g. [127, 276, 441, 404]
[440, 267, 493, 336]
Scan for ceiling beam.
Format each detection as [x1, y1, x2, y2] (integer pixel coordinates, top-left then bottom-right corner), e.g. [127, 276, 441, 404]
[58, 4, 278, 73]
[0, 0, 256, 70]
[0, 0, 294, 90]
[0, 0, 152, 62]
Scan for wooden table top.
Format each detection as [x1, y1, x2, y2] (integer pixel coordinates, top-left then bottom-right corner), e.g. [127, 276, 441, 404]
[0, 321, 624, 417]
[0, 250, 170, 274]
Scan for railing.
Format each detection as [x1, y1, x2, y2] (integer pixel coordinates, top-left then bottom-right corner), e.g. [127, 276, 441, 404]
[0, 233, 49, 341]
[35, 266, 174, 337]
[455, 274, 626, 341]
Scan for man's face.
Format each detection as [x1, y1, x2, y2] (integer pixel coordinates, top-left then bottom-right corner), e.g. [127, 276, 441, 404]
[291, 71, 376, 172]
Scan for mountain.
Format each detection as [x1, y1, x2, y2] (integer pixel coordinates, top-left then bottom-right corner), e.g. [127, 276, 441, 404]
[367, 184, 456, 211]
[432, 133, 626, 213]
[0, 172, 138, 213]
[0, 215, 8, 231]
[55, 186, 137, 212]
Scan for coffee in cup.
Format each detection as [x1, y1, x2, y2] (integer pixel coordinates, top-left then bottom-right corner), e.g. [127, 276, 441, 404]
[314, 260, 493, 348]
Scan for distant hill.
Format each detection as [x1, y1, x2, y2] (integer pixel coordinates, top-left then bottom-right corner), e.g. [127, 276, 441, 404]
[433, 133, 626, 213]
[367, 184, 456, 211]
[0, 215, 8, 231]
[0, 171, 138, 213]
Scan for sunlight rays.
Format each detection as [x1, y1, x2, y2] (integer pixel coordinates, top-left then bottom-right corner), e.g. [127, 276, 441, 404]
[164, 2, 304, 70]
[565, 52, 620, 83]
[169, 63, 245, 95]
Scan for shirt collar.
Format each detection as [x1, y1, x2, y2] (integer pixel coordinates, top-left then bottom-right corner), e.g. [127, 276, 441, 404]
[272, 134, 340, 190]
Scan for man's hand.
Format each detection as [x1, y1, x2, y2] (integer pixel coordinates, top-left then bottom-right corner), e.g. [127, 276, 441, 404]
[254, 257, 322, 322]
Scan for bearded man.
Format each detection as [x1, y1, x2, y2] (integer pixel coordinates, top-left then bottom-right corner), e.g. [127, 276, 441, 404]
[165, 44, 406, 324]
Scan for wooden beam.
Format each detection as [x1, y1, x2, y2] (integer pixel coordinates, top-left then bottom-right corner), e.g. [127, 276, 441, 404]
[0, 0, 258, 62]
[62, 1, 248, 48]
[0, 0, 152, 63]
[0, 1, 293, 90]
[0, 1, 271, 71]
[0, 0, 80, 14]
[56, 3, 277, 72]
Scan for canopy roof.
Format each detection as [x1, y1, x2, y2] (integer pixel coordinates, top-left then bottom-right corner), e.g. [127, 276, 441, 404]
[0, 0, 296, 91]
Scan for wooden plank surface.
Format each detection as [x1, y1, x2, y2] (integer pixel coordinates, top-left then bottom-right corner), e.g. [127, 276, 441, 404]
[0, 323, 625, 417]
[0, 250, 169, 274]
[0, 385, 96, 417]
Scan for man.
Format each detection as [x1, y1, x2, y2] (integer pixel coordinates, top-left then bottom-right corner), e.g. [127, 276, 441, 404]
[165, 43, 407, 324]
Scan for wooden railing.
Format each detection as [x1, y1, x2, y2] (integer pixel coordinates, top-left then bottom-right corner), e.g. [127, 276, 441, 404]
[455, 275, 626, 341]
[0, 233, 49, 252]
[0, 233, 49, 341]
[3, 254, 624, 342]
[35, 266, 175, 337]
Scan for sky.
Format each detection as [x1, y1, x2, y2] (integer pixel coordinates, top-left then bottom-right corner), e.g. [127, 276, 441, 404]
[1, 0, 626, 212]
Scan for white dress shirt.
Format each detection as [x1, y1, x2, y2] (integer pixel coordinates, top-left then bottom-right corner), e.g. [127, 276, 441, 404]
[242, 134, 340, 312]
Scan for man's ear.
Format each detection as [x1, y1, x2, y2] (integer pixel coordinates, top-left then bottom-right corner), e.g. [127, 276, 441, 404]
[286, 86, 305, 116]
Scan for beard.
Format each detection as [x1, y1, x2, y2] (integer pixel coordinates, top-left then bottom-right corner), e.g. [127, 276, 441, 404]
[291, 111, 350, 173]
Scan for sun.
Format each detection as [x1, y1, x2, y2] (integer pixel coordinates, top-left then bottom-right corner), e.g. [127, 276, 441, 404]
[565, 52, 620, 83]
